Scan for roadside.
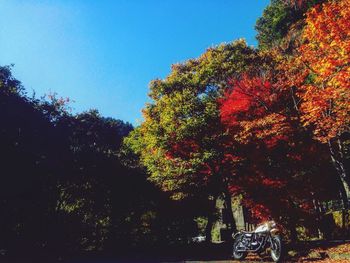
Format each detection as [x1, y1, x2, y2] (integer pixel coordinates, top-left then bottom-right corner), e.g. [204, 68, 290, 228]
[180, 241, 350, 263]
[2, 240, 348, 262]
[290, 241, 350, 262]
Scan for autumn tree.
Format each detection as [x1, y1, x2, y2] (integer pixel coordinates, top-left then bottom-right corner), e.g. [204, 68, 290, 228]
[125, 40, 257, 240]
[295, 0, 350, 200]
[219, 49, 340, 240]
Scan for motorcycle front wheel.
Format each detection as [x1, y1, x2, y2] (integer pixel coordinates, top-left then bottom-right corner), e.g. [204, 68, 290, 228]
[232, 235, 247, 260]
[270, 235, 282, 262]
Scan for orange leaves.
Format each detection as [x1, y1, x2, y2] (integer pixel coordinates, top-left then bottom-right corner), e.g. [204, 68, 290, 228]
[299, 84, 348, 141]
[297, 0, 350, 142]
[239, 113, 289, 145]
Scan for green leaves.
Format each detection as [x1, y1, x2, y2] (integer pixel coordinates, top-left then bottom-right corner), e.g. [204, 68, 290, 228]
[255, 0, 323, 50]
[126, 40, 255, 200]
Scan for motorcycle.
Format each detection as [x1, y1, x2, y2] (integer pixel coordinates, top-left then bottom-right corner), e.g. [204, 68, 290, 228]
[232, 221, 283, 262]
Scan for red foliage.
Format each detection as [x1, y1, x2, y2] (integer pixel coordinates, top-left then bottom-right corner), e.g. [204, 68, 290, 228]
[169, 139, 200, 159]
[261, 178, 285, 188]
[220, 75, 275, 128]
[218, 67, 330, 226]
[243, 199, 272, 222]
[220, 74, 291, 149]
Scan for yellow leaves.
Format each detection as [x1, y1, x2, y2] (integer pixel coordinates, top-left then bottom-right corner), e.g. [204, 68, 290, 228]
[301, 0, 350, 81]
[297, 0, 350, 142]
[233, 113, 290, 144]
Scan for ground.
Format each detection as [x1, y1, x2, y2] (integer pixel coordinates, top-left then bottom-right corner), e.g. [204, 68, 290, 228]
[291, 242, 350, 262]
[183, 241, 350, 263]
[3, 241, 348, 262]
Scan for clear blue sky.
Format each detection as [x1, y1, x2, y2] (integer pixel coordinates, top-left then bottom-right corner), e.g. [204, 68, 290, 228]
[0, 0, 269, 125]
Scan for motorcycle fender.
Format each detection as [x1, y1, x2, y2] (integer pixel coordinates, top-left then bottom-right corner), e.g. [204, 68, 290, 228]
[232, 232, 242, 239]
[270, 228, 279, 236]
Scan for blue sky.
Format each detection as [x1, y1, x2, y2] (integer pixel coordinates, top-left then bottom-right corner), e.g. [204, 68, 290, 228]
[0, 0, 269, 125]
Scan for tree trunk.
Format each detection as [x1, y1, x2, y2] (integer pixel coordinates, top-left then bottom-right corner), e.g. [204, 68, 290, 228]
[333, 175, 349, 233]
[205, 195, 218, 243]
[290, 222, 298, 243]
[328, 139, 350, 208]
[336, 174, 350, 210]
[287, 197, 299, 243]
[223, 185, 237, 234]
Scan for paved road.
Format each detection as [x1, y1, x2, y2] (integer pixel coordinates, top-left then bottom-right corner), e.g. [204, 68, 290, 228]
[174, 260, 274, 263]
[186, 262, 272, 263]
[171, 255, 275, 263]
